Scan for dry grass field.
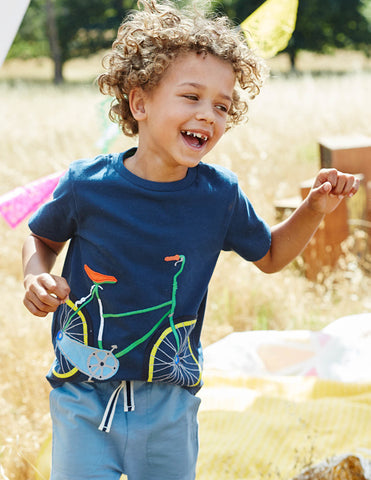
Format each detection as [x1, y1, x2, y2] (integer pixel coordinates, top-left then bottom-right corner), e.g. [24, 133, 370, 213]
[0, 50, 370, 479]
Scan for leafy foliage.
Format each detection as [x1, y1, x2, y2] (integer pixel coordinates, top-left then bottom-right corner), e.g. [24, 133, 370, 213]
[7, 0, 371, 79]
[56, 0, 134, 62]
[216, 0, 370, 67]
[7, 0, 49, 59]
[7, 0, 137, 81]
[285, 0, 371, 66]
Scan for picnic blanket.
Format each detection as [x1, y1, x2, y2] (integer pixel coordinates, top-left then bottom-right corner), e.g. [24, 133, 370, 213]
[197, 313, 371, 479]
[202, 313, 371, 382]
[35, 314, 371, 480]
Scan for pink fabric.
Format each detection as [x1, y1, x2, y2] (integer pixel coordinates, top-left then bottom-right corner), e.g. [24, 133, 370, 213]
[0, 171, 65, 228]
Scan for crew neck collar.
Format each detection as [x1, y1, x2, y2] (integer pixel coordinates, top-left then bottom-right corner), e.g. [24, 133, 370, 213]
[114, 148, 198, 192]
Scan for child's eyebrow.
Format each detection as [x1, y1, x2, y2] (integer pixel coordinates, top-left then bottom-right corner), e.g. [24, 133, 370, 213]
[177, 82, 232, 103]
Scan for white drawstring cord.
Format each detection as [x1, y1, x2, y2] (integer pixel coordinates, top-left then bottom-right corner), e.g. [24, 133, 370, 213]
[99, 381, 135, 433]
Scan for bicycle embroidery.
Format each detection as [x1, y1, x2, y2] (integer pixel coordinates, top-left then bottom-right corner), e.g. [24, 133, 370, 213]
[52, 254, 202, 388]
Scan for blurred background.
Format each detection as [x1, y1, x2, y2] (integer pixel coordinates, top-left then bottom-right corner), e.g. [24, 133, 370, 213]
[3, 0, 371, 84]
[0, 0, 370, 479]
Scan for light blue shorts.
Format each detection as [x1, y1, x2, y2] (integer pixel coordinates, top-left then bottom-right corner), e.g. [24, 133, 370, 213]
[50, 380, 201, 480]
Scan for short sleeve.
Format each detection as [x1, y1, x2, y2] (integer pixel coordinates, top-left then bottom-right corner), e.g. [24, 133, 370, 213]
[28, 168, 78, 242]
[222, 184, 271, 262]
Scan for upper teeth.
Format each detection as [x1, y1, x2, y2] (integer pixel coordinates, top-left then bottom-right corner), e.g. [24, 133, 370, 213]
[184, 131, 208, 141]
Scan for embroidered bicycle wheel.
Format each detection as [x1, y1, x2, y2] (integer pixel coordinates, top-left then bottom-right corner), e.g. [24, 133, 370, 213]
[147, 318, 202, 387]
[52, 298, 90, 379]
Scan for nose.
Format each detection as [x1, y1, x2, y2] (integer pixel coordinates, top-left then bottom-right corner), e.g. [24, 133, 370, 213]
[195, 101, 215, 124]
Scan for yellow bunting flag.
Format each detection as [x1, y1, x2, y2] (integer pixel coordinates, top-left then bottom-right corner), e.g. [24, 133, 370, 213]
[241, 0, 299, 59]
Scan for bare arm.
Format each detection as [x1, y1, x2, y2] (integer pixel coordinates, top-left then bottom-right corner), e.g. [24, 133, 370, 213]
[254, 169, 360, 274]
[22, 233, 70, 317]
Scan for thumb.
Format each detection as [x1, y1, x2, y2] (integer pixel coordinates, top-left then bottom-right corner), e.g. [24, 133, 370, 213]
[320, 181, 332, 194]
[48, 275, 71, 302]
[312, 181, 332, 197]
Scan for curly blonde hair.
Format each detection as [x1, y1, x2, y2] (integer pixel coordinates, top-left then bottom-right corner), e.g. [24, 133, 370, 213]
[97, 0, 268, 136]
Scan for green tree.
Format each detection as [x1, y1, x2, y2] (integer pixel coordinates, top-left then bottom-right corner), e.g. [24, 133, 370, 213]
[285, 0, 371, 69]
[9, 0, 371, 79]
[213, 0, 264, 24]
[7, 0, 50, 59]
[8, 0, 137, 83]
[215, 0, 370, 69]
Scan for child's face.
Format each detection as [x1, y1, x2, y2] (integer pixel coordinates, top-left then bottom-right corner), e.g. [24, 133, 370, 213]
[132, 51, 235, 181]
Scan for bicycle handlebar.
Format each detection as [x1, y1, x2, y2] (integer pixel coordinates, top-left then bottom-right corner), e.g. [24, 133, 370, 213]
[164, 255, 180, 262]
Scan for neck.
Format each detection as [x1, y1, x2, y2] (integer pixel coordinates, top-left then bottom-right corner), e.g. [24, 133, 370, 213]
[124, 148, 189, 182]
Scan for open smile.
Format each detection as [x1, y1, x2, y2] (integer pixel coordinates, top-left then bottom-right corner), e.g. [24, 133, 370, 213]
[181, 130, 209, 149]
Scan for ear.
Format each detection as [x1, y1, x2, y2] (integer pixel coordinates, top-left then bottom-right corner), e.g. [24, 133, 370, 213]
[129, 87, 147, 121]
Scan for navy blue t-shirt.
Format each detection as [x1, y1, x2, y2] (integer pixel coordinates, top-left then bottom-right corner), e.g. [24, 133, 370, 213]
[29, 149, 271, 392]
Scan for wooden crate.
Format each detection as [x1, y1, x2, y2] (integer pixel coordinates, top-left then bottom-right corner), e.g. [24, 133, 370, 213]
[299, 179, 349, 281]
[274, 174, 366, 281]
[319, 134, 371, 230]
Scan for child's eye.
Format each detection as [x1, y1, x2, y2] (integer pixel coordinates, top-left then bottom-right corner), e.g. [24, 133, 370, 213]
[216, 104, 229, 113]
[184, 94, 198, 101]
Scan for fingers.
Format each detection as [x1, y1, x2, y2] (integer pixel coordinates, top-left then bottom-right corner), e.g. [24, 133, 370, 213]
[23, 291, 56, 317]
[308, 168, 360, 215]
[315, 168, 360, 198]
[23, 274, 70, 317]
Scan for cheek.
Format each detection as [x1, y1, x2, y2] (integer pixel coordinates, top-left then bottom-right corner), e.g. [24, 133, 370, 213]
[215, 118, 228, 139]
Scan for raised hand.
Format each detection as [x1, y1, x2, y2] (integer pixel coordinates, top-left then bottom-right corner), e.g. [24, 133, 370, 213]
[307, 168, 360, 215]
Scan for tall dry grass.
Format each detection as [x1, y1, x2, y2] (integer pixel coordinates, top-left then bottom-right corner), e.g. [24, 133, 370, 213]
[0, 51, 370, 479]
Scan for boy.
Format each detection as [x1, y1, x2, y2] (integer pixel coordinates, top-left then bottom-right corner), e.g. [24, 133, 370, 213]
[22, 1, 359, 479]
